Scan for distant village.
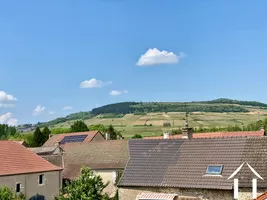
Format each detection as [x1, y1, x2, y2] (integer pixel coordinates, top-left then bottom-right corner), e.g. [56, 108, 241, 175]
[1, 115, 267, 200]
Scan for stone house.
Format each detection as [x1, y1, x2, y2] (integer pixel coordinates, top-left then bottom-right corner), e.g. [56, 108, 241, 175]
[62, 139, 129, 196]
[42, 130, 105, 147]
[0, 141, 62, 200]
[118, 129, 267, 200]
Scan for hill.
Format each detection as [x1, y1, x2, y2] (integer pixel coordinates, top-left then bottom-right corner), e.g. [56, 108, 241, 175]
[24, 98, 267, 138]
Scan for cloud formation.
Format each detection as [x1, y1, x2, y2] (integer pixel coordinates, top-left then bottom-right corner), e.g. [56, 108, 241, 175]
[80, 78, 112, 88]
[0, 91, 17, 108]
[136, 48, 184, 66]
[48, 111, 55, 115]
[0, 91, 17, 102]
[109, 90, 128, 96]
[0, 112, 18, 126]
[33, 105, 46, 116]
[62, 106, 73, 110]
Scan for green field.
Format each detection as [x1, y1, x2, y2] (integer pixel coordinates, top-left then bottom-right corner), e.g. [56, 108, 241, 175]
[50, 111, 267, 138]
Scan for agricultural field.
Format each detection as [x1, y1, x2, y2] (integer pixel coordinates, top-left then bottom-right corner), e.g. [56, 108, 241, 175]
[51, 111, 267, 138]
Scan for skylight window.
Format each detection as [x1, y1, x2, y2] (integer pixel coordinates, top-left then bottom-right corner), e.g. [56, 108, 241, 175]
[206, 165, 223, 175]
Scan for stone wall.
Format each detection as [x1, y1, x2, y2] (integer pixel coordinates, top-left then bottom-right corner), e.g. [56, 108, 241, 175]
[119, 187, 266, 200]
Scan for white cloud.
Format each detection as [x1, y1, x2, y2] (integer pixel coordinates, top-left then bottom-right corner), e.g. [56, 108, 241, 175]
[62, 106, 73, 110]
[109, 90, 128, 96]
[136, 48, 184, 66]
[0, 112, 18, 126]
[80, 78, 112, 88]
[0, 91, 17, 102]
[33, 105, 46, 116]
[48, 111, 55, 115]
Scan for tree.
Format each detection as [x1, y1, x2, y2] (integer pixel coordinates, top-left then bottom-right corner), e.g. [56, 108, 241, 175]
[32, 127, 45, 147]
[70, 120, 89, 132]
[106, 125, 117, 140]
[0, 186, 26, 200]
[131, 134, 143, 139]
[42, 126, 51, 143]
[57, 167, 112, 200]
[88, 124, 106, 133]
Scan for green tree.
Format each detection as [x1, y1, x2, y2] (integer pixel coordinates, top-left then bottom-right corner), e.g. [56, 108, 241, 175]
[57, 167, 112, 200]
[0, 186, 26, 200]
[32, 127, 45, 147]
[88, 124, 106, 133]
[51, 128, 71, 134]
[131, 134, 143, 139]
[106, 125, 117, 140]
[70, 120, 89, 132]
[42, 126, 51, 143]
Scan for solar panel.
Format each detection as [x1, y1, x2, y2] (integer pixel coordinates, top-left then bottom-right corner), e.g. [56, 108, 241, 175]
[60, 134, 87, 145]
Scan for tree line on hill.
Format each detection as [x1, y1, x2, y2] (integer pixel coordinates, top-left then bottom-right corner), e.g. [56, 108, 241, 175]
[35, 98, 267, 128]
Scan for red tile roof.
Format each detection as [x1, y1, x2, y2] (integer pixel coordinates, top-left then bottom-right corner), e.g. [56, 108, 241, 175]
[144, 130, 264, 139]
[257, 191, 267, 200]
[0, 141, 62, 176]
[42, 131, 104, 147]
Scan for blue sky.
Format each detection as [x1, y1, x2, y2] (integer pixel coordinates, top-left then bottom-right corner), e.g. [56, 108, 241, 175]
[1, 0, 267, 125]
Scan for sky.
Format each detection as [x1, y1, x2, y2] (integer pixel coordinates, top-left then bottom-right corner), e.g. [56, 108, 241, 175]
[1, 0, 267, 125]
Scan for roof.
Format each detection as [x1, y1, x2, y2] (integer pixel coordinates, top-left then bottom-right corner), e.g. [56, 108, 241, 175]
[257, 191, 267, 200]
[42, 131, 104, 147]
[139, 193, 178, 200]
[62, 140, 129, 179]
[29, 146, 60, 155]
[144, 130, 264, 139]
[0, 141, 62, 176]
[119, 137, 267, 190]
[42, 154, 63, 168]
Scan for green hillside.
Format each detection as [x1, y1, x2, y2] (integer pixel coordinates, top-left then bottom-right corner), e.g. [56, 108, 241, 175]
[30, 99, 267, 138]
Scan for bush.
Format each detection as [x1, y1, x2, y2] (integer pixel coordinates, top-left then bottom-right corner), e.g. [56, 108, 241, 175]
[132, 134, 143, 139]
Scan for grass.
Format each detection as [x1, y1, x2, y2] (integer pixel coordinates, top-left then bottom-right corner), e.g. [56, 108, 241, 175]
[48, 110, 267, 138]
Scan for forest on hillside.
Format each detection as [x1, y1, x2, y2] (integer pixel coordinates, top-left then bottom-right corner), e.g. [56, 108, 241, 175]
[35, 99, 267, 128]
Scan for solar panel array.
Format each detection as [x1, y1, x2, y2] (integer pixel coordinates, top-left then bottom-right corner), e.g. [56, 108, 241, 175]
[60, 134, 87, 145]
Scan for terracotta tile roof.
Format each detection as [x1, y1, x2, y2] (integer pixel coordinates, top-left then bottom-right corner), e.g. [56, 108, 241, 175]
[139, 193, 178, 200]
[0, 141, 62, 176]
[119, 137, 267, 190]
[144, 130, 264, 139]
[257, 191, 267, 200]
[42, 131, 104, 147]
[62, 140, 129, 180]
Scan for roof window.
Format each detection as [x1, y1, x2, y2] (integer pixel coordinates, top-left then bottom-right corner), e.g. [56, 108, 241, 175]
[206, 165, 223, 175]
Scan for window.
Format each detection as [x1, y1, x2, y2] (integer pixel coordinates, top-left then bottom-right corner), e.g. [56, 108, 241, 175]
[39, 174, 45, 185]
[206, 165, 223, 175]
[16, 183, 21, 193]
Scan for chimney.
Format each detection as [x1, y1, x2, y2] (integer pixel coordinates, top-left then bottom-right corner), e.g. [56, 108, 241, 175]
[163, 132, 169, 139]
[182, 127, 193, 139]
[182, 112, 193, 139]
[260, 126, 265, 133]
[55, 140, 60, 147]
[105, 132, 110, 140]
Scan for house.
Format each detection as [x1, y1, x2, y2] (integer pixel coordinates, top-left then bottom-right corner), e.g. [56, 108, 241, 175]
[29, 145, 64, 169]
[62, 140, 129, 196]
[118, 129, 267, 200]
[42, 130, 105, 147]
[144, 130, 265, 139]
[0, 141, 62, 200]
